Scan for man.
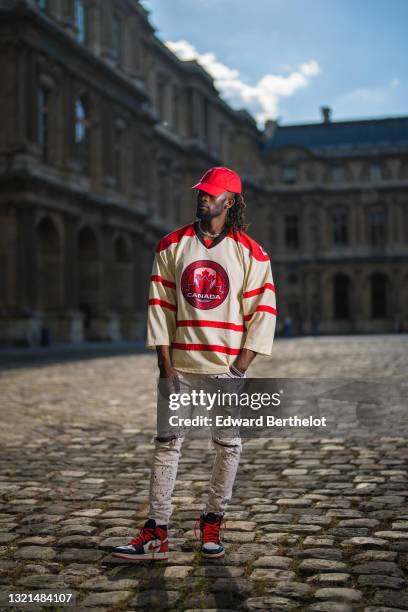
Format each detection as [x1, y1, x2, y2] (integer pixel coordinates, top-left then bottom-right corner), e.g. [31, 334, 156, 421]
[112, 167, 277, 561]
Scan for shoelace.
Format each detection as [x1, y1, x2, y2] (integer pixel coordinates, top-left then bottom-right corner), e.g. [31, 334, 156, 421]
[194, 516, 226, 543]
[128, 527, 155, 546]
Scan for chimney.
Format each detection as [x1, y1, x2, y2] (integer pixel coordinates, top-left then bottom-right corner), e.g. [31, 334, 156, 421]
[320, 106, 331, 123]
[264, 119, 278, 139]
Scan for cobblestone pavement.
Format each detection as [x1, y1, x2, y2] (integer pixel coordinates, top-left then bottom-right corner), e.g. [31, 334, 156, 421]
[0, 336, 407, 611]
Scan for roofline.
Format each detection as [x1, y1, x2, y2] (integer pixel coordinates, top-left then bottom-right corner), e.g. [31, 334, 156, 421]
[272, 114, 408, 130]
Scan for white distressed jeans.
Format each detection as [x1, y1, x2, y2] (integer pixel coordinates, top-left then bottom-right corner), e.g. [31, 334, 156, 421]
[148, 371, 243, 525]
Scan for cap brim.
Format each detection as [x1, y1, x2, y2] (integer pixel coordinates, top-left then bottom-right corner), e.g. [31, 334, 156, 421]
[192, 181, 225, 196]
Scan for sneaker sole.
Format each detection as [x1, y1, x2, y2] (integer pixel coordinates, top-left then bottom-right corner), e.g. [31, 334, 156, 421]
[112, 551, 168, 561]
[201, 550, 225, 559]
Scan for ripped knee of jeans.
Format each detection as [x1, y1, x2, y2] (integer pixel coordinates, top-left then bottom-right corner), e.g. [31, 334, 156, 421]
[212, 437, 242, 449]
[155, 435, 178, 443]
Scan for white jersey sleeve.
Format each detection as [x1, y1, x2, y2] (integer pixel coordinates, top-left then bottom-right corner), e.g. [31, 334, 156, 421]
[242, 248, 276, 356]
[146, 244, 177, 348]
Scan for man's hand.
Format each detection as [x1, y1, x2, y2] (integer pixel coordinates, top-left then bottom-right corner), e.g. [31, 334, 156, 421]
[233, 348, 257, 375]
[156, 346, 180, 398]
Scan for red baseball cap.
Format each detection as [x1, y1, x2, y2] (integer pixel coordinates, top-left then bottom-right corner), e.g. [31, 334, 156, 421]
[192, 166, 242, 196]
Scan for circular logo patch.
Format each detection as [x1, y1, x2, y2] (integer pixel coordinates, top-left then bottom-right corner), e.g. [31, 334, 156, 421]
[181, 260, 229, 310]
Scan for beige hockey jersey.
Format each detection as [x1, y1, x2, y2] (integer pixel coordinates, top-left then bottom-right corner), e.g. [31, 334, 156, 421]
[147, 222, 277, 374]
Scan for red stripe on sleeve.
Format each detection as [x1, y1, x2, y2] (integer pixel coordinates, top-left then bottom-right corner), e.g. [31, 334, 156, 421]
[226, 230, 270, 261]
[148, 298, 177, 312]
[244, 305, 277, 321]
[172, 342, 242, 355]
[243, 283, 275, 298]
[150, 275, 176, 289]
[176, 320, 245, 332]
[156, 224, 195, 252]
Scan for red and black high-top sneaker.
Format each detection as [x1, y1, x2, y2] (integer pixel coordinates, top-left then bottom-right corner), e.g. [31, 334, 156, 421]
[112, 519, 168, 561]
[196, 512, 225, 559]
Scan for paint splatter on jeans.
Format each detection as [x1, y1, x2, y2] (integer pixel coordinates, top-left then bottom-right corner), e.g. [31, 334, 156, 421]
[148, 371, 243, 525]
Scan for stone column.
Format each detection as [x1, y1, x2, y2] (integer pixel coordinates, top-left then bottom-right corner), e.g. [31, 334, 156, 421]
[101, 98, 115, 187]
[63, 74, 76, 168]
[132, 235, 153, 339]
[15, 46, 28, 148]
[320, 271, 332, 333]
[100, 0, 115, 65]
[191, 89, 202, 140]
[57, 213, 83, 342]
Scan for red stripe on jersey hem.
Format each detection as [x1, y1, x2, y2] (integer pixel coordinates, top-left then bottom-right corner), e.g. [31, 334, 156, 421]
[243, 283, 275, 298]
[148, 298, 177, 312]
[244, 305, 277, 320]
[172, 342, 242, 355]
[156, 224, 195, 252]
[176, 320, 245, 332]
[150, 275, 176, 289]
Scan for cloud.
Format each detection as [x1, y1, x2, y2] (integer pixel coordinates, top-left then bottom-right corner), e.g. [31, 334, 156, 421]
[165, 40, 320, 126]
[334, 79, 401, 117]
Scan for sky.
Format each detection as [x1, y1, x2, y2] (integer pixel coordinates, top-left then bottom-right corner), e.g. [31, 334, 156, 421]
[140, 0, 408, 127]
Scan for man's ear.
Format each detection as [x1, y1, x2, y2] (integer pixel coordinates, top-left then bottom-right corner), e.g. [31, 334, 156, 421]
[225, 192, 235, 209]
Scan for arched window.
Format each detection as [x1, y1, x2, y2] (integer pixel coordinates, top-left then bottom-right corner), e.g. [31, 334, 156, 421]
[370, 273, 387, 318]
[75, 96, 90, 173]
[333, 274, 350, 320]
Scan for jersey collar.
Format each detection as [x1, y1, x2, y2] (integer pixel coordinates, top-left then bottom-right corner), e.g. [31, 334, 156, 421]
[194, 221, 230, 249]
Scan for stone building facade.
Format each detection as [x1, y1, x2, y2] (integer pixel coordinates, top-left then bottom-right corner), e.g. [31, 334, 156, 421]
[0, 0, 407, 345]
[265, 111, 408, 335]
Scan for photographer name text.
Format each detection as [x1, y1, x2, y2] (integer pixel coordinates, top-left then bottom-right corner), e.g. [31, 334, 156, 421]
[168, 415, 327, 428]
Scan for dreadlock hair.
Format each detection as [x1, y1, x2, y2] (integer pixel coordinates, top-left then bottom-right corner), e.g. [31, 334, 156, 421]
[226, 193, 250, 233]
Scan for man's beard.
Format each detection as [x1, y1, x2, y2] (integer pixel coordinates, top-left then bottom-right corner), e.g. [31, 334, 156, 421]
[196, 208, 213, 222]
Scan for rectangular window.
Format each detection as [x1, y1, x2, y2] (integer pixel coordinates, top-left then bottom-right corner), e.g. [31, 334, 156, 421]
[282, 166, 297, 184]
[75, 0, 86, 43]
[368, 209, 386, 246]
[285, 215, 299, 249]
[332, 167, 345, 182]
[158, 167, 167, 219]
[369, 164, 382, 182]
[38, 87, 49, 161]
[113, 15, 121, 64]
[332, 210, 348, 245]
[114, 127, 124, 190]
[157, 80, 166, 121]
[172, 89, 179, 131]
[203, 98, 210, 144]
